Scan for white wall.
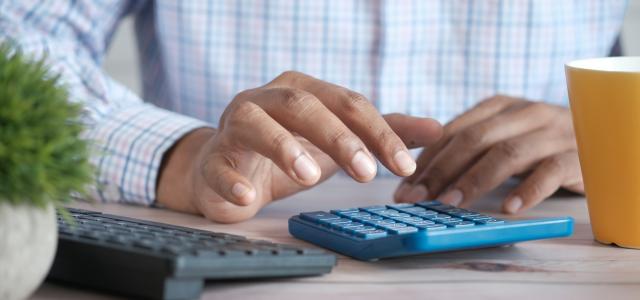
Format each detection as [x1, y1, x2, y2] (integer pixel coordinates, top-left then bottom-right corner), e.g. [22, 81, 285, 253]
[104, 0, 640, 96]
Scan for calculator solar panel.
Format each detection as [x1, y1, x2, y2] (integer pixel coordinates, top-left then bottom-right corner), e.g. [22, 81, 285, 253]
[288, 201, 573, 261]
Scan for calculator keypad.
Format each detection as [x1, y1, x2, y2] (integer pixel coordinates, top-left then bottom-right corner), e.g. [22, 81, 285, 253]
[299, 201, 505, 240]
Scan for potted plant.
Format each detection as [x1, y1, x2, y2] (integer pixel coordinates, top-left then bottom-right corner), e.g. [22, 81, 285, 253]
[0, 44, 93, 299]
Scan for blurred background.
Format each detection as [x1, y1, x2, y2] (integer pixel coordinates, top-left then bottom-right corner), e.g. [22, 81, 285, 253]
[104, 0, 640, 96]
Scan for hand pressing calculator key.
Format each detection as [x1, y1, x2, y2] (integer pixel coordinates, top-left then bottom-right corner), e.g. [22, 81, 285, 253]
[288, 200, 573, 261]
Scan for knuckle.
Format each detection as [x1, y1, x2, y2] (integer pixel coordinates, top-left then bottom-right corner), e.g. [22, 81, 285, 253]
[278, 88, 317, 112]
[229, 101, 261, 123]
[424, 166, 447, 188]
[544, 155, 565, 173]
[479, 94, 509, 107]
[275, 70, 302, 83]
[524, 101, 549, 116]
[524, 181, 546, 200]
[375, 129, 401, 154]
[328, 129, 355, 148]
[494, 140, 523, 161]
[269, 131, 294, 157]
[455, 128, 485, 148]
[341, 91, 370, 112]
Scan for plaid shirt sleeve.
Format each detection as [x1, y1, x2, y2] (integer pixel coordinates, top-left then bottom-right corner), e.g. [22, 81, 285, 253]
[0, 0, 210, 205]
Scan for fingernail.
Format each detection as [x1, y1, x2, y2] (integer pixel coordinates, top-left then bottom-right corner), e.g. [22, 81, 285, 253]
[351, 150, 377, 179]
[505, 196, 523, 214]
[440, 189, 463, 207]
[405, 184, 428, 202]
[394, 183, 412, 202]
[231, 182, 250, 198]
[393, 150, 416, 175]
[293, 154, 320, 182]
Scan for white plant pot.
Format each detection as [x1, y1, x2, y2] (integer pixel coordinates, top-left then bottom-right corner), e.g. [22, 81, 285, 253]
[0, 202, 57, 300]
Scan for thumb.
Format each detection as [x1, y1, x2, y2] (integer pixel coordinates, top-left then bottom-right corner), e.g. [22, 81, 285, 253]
[383, 113, 443, 149]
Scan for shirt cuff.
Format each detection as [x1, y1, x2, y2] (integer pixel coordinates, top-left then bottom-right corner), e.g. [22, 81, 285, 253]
[86, 103, 210, 205]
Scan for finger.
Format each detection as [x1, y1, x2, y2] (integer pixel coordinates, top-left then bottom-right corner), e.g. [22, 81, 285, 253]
[415, 102, 557, 200]
[503, 152, 581, 214]
[404, 95, 523, 186]
[272, 71, 416, 176]
[383, 113, 443, 149]
[440, 128, 575, 208]
[222, 100, 321, 185]
[200, 150, 257, 207]
[249, 87, 377, 182]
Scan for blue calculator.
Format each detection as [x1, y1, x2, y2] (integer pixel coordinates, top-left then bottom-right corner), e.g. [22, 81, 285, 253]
[288, 201, 573, 261]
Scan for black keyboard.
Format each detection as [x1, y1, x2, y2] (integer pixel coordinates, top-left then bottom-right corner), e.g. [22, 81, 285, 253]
[48, 208, 336, 300]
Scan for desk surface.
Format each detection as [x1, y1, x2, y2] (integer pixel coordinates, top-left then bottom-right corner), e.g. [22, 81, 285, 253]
[32, 177, 640, 299]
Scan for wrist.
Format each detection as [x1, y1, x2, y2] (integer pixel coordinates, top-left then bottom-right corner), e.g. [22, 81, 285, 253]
[157, 127, 217, 213]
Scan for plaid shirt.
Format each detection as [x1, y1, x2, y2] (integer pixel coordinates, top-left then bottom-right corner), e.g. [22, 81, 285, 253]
[0, 0, 627, 205]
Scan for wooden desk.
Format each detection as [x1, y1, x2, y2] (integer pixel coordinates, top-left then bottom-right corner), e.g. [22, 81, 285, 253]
[32, 177, 640, 299]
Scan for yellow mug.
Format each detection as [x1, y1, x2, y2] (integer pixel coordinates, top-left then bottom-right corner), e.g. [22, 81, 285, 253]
[566, 57, 640, 249]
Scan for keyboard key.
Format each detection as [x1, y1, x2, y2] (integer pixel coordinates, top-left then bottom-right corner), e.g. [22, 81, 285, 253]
[355, 229, 388, 239]
[301, 212, 340, 223]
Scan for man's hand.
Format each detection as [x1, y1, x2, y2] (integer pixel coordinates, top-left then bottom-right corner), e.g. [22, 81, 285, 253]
[157, 71, 443, 223]
[394, 95, 584, 214]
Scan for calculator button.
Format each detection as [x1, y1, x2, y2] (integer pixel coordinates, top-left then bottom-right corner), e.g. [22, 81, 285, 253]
[401, 207, 426, 213]
[329, 221, 353, 230]
[412, 222, 439, 230]
[450, 211, 480, 218]
[360, 205, 387, 212]
[378, 223, 407, 230]
[415, 200, 442, 207]
[353, 215, 383, 222]
[349, 226, 376, 234]
[387, 226, 419, 235]
[386, 203, 414, 209]
[325, 218, 352, 225]
[341, 223, 365, 231]
[420, 224, 447, 231]
[476, 219, 505, 225]
[465, 215, 493, 221]
[428, 214, 452, 221]
[429, 204, 457, 211]
[330, 208, 359, 215]
[395, 216, 424, 223]
[356, 229, 388, 239]
[413, 210, 438, 217]
[300, 212, 340, 223]
[451, 221, 475, 228]
[370, 219, 396, 226]
[375, 209, 402, 217]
